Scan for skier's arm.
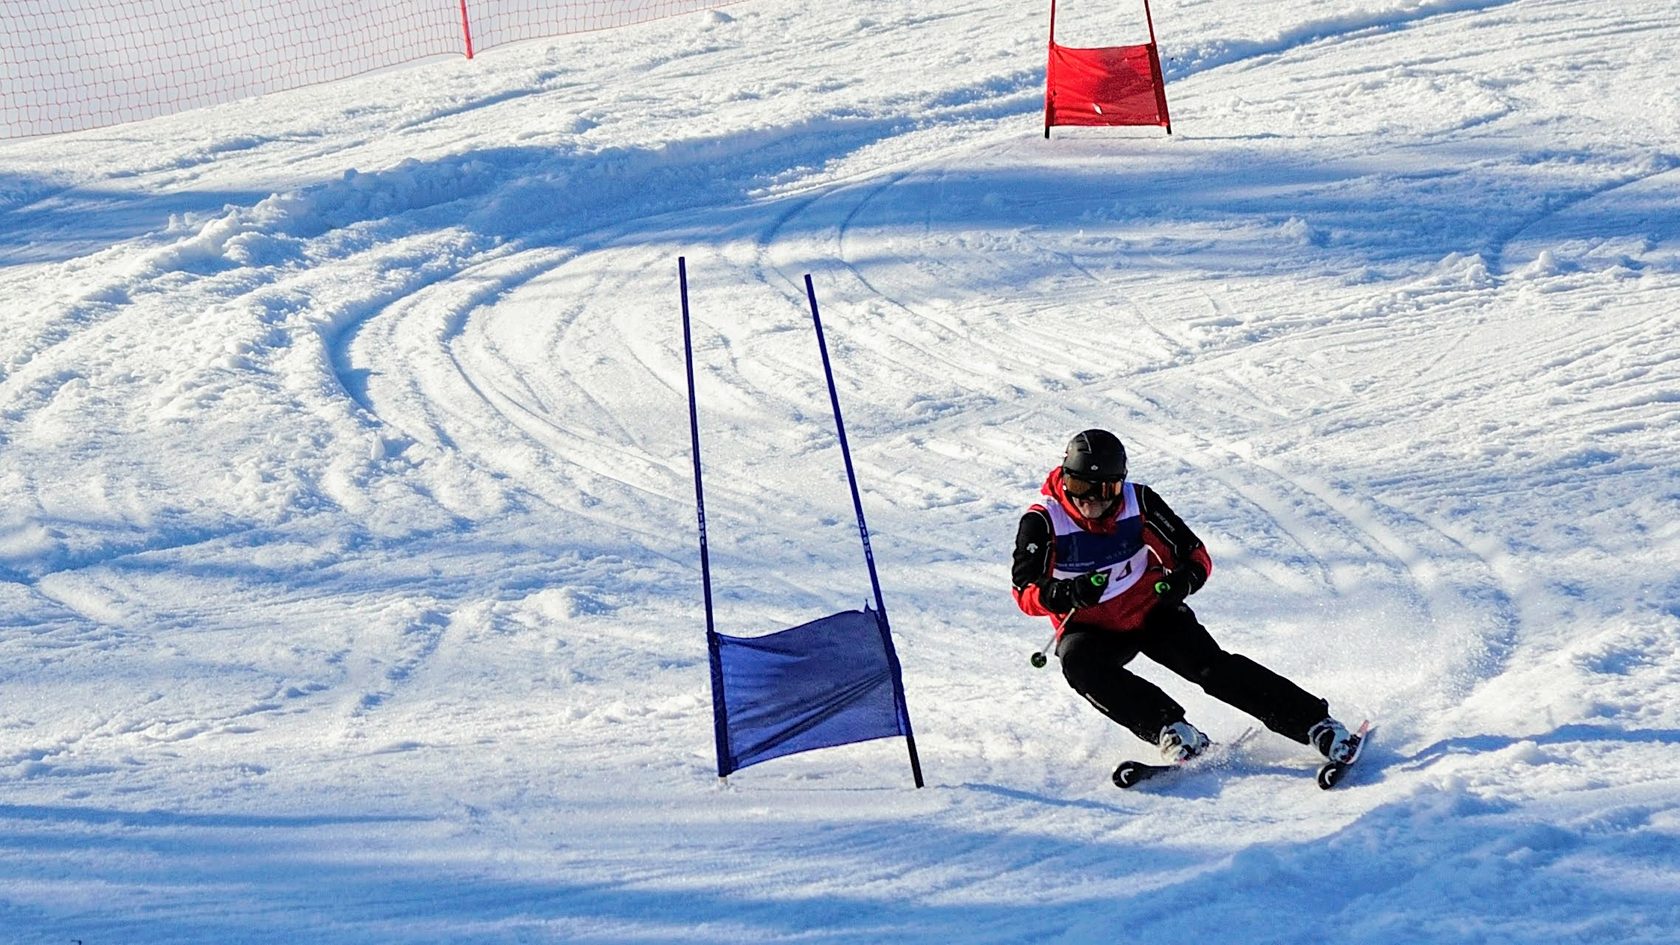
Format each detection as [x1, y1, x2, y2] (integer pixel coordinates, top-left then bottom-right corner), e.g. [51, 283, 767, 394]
[1011, 508, 1062, 616]
[1138, 484, 1213, 591]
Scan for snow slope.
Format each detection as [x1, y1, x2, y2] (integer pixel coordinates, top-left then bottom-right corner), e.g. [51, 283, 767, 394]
[2, 0, 1679, 941]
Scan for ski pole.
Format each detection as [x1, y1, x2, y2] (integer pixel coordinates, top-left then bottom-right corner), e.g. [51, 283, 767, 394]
[1028, 619, 1066, 669]
[1029, 573, 1107, 668]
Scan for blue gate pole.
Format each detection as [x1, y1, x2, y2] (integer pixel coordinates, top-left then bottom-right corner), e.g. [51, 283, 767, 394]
[680, 257, 733, 779]
[803, 274, 925, 788]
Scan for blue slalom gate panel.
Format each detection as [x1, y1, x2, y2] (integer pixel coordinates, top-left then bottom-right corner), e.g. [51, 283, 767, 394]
[711, 608, 910, 776]
[681, 257, 923, 786]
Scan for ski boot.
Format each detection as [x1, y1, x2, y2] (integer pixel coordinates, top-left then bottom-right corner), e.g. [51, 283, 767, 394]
[1308, 718, 1358, 764]
[1158, 720, 1211, 763]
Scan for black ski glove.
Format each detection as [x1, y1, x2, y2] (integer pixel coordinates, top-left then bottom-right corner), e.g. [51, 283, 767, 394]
[1152, 565, 1203, 606]
[1041, 572, 1108, 612]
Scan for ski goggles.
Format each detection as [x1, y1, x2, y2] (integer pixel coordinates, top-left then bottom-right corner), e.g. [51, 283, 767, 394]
[1063, 473, 1121, 501]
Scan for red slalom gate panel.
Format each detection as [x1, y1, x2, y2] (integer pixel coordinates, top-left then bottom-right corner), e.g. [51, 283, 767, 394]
[1044, 0, 1172, 137]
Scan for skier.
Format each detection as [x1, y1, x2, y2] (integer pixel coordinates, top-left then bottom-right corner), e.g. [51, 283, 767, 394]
[1012, 429, 1358, 767]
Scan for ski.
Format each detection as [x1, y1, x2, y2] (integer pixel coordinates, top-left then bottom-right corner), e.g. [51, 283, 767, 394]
[1315, 719, 1373, 790]
[1112, 727, 1257, 789]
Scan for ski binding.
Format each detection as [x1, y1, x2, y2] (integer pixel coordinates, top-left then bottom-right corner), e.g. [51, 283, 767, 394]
[1315, 719, 1373, 790]
[1112, 727, 1257, 789]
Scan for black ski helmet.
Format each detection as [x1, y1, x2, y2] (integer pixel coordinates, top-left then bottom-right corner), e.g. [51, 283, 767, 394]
[1062, 429, 1127, 482]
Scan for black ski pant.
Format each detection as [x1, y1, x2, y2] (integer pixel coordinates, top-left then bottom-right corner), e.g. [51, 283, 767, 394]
[1055, 603, 1328, 747]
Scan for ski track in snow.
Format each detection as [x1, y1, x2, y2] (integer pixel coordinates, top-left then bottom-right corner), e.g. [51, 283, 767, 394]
[3, 0, 1680, 941]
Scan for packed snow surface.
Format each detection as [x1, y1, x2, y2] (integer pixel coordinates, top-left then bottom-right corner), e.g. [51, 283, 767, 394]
[3, 0, 1679, 941]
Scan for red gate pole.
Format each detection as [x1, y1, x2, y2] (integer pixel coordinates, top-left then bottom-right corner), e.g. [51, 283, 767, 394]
[459, 0, 476, 59]
[1044, 0, 1058, 138]
[1142, 0, 1171, 133]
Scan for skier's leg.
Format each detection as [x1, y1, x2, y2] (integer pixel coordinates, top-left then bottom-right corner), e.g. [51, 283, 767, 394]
[1141, 605, 1328, 743]
[1057, 629, 1187, 744]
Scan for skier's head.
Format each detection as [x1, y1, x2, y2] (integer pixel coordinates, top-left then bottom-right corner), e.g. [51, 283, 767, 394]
[1061, 429, 1126, 515]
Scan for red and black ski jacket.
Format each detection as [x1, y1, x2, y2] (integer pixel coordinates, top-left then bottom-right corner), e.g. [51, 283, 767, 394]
[1012, 467, 1213, 638]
